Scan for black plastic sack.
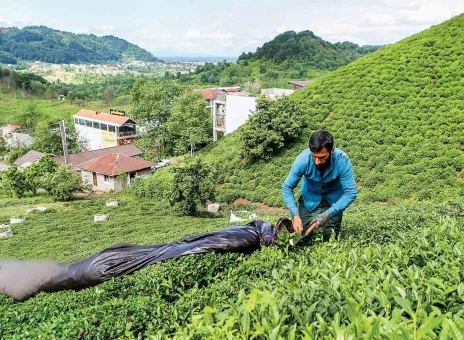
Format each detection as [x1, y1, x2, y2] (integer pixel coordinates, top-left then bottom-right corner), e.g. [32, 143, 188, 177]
[0, 220, 278, 302]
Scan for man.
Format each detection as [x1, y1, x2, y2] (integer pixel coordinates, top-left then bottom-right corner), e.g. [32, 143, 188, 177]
[282, 130, 357, 243]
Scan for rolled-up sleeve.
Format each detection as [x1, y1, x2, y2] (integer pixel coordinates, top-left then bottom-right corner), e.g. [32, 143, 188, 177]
[282, 157, 305, 217]
[325, 158, 357, 218]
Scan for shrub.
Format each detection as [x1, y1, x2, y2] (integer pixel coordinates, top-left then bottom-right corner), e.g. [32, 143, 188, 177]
[40, 165, 89, 201]
[241, 95, 304, 161]
[0, 166, 27, 198]
[168, 159, 217, 215]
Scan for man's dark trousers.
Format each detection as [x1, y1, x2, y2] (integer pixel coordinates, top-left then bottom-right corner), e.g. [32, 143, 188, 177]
[298, 196, 343, 244]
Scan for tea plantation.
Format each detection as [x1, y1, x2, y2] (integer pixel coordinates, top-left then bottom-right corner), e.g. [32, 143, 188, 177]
[201, 14, 464, 206]
[1, 13, 464, 340]
[0, 196, 463, 338]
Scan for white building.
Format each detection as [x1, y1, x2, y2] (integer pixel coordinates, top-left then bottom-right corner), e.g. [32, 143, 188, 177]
[224, 95, 256, 135]
[261, 88, 294, 99]
[202, 88, 257, 141]
[73, 109, 137, 151]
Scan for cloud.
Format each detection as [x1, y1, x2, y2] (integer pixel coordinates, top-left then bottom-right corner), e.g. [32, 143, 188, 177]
[93, 25, 115, 36]
[183, 29, 201, 39]
[206, 31, 233, 40]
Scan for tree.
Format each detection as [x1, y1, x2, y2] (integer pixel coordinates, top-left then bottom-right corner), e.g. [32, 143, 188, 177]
[168, 159, 217, 215]
[102, 85, 116, 105]
[40, 165, 89, 201]
[0, 135, 8, 157]
[241, 95, 304, 161]
[130, 80, 187, 156]
[1, 166, 27, 198]
[23, 155, 59, 194]
[32, 120, 81, 155]
[168, 92, 212, 157]
[17, 101, 41, 134]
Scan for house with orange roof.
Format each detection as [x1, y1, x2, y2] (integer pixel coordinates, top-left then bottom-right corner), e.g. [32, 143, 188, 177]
[73, 109, 138, 151]
[75, 153, 155, 192]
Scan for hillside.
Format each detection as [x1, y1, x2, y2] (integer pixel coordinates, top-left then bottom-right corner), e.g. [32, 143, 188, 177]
[0, 26, 158, 64]
[239, 30, 380, 70]
[0, 196, 463, 338]
[187, 30, 380, 87]
[200, 14, 464, 205]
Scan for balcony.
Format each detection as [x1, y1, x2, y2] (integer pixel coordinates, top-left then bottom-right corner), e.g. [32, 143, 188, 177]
[117, 130, 138, 138]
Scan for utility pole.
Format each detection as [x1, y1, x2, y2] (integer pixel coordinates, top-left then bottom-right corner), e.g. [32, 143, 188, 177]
[59, 120, 69, 165]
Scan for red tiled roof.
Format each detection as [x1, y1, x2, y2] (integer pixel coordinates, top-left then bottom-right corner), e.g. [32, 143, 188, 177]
[201, 89, 217, 100]
[1, 124, 21, 133]
[287, 80, 313, 88]
[76, 153, 155, 176]
[53, 144, 142, 167]
[74, 109, 136, 126]
[14, 150, 45, 167]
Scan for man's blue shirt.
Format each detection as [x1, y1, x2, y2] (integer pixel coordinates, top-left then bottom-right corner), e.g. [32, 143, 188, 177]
[281, 148, 357, 218]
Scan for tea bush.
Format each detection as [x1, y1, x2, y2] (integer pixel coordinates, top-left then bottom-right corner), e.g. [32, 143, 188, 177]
[0, 198, 463, 338]
[200, 14, 464, 206]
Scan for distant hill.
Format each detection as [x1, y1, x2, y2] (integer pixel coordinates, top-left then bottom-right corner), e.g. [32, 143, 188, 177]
[0, 26, 159, 64]
[188, 30, 381, 87]
[199, 14, 464, 205]
[238, 30, 381, 70]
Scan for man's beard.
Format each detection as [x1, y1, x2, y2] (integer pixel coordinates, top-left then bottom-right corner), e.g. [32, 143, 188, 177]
[316, 158, 331, 171]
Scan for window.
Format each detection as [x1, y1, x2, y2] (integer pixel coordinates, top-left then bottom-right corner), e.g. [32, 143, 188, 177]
[78, 118, 85, 125]
[100, 123, 108, 131]
[93, 121, 100, 129]
[104, 175, 109, 182]
[74, 117, 78, 124]
[85, 120, 92, 127]
[108, 125, 115, 133]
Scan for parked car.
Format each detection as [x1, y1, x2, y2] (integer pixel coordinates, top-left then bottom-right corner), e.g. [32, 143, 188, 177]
[151, 159, 171, 170]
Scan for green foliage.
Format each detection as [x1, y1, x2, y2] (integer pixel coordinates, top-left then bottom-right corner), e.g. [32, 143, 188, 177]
[0, 198, 463, 338]
[31, 119, 81, 155]
[131, 80, 209, 157]
[0, 26, 158, 64]
[190, 31, 380, 87]
[0, 135, 7, 156]
[242, 95, 304, 161]
[169, 159, 217, 215]
[240, 30, 380, 68]
[40, 165, 88, 201]
[5, 147, 29, 165]
[168, 92, 212, 156]
[0, 65, 55, 98]
[23, 155, 59, 194]
[201, 14, 464, 205]
[16, 101, 41, 134]
[118, 172, 128, 191]
[130, 168, 173, 200]
[0, 166, 27, 198]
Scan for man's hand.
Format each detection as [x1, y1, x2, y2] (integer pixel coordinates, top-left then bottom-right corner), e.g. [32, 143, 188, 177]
[292, 215, 303, 234]
[309, 212, 329, 229]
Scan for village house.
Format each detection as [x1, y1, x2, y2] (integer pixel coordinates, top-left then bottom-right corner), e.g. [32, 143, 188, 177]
[0, 124, 33, 149]
[75, 153, 155, 192]
[53, 144, 143, 168]
[288, 80, 314, 91]
[14, 150, 45, 169]
[73, 109, 137, 151]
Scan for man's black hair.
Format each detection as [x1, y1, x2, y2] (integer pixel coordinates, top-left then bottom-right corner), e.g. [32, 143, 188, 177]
[309, 130, 334, 152]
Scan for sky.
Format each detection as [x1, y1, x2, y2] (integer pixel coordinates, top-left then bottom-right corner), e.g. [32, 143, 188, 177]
[1, 0, 463, 57]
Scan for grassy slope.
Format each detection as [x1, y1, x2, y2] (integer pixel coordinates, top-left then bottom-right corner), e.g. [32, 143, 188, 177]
[202, 14, 464, 206]
[0, 93, 132, 125]
[1, 15, 464, 339]
[0, 196, 463, 338]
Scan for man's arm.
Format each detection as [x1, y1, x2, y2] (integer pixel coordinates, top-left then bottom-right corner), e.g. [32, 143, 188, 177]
[325, 158, 357, 218]
[281, 157, 305, 218]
